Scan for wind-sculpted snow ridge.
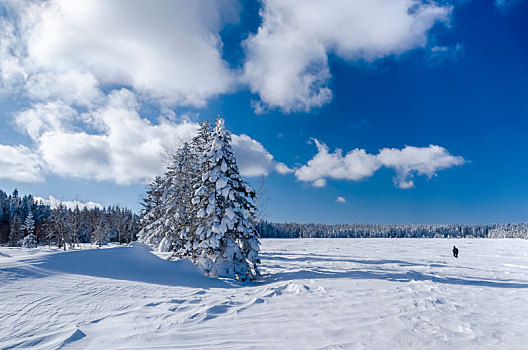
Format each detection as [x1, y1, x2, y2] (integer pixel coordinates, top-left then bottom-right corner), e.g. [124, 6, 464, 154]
[2, 238, 528, 349]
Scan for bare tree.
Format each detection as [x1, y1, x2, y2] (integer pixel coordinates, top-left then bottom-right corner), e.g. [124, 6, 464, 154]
[68, 206, 83, 249]
[52, 205, 69, 251]
[113, 206, 133, 244]
[87, 208, 103, 247]
[254, 176, 270, 224]
[159, 135, 192, 168]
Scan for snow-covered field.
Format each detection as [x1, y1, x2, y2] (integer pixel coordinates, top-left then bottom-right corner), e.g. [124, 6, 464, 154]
[2, 239, 528, 349]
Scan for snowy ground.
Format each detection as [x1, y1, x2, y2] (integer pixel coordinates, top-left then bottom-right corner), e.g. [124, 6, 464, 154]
[2, 238, 528, 349]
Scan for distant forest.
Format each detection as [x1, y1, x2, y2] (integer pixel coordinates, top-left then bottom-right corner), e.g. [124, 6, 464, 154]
[2, 187, 527, 248]
[0, 189, 138, 248]
[256, 222, 528, 239]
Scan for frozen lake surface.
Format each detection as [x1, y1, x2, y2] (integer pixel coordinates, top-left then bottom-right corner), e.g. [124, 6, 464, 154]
[1, 238, 528, 349]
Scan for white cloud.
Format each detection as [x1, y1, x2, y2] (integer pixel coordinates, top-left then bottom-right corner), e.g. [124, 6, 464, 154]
[0, 1, 291, 185]
[0, 144, 43, 182]
[377, 145, 466, 189]
[0, 18, 26, 94]
[24, 71, 103, 107]
[1, 0, 238, 107]
[34, 195, 103, 210]
[14, 101, 77, 140]
[0, 1, 458, 188]
[296, 140, 465, 188]
[243, 0, 451, 113]
[313, 178, 327, 187]
[295, 139, 381, 186]
[231, 133, 293, 177]
[336, 196, 346, 203]
[231, 134, 274, 177]
[1, 0, 456, 117]
[275, 162, 294, 175]
[15, 89, 199, 185]
[428, 43, 464, 66]
[12, 90, 286, 184]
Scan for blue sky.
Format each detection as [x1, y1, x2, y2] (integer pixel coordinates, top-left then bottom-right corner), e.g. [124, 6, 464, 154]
[0, 0, 526, 224]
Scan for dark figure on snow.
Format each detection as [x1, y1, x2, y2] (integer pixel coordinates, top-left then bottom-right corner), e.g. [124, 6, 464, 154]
[453, 246, 459, 258]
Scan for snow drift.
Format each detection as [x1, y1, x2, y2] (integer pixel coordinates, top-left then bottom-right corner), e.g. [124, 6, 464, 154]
[2, 239, 528, 349]
[27, 245, 229, 288]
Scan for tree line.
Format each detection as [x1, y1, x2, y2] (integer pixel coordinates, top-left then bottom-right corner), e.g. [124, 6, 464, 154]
[257, 221, 528, 239]
[0, 188, 138, 249]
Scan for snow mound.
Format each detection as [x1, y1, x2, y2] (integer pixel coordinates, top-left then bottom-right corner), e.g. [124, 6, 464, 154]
[128, 241, 153, 251]
[30, 246, 229, 288]
[6, 327, 86, 350]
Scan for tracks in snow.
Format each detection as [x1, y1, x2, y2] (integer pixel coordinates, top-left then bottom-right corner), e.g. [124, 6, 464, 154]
[2, 239, 528, 349]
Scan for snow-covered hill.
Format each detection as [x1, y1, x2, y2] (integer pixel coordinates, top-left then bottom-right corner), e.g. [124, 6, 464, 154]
[2, 239, 528, 349]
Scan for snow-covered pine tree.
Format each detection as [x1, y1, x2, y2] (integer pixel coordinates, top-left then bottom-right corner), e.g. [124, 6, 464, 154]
[22, 232, 37, 248]
[137, 176, 167, 249]
[9, 213, 23, 246]
[21, 211, 37, 247]
[180, 120, 213, 260]
[139, 143, 197, 253]
[22, 211, 35, 237]
[192, 118, 260, 281]
[138, 120, 212, 256]
[137, 118, 260, 280]
[165, 142, 196, 257]
[93, 220, 106, 247]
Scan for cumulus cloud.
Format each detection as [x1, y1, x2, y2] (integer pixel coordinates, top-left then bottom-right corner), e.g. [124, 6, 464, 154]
[13, 89, 199, 185]
[24, 71, 103, 107]
[14, 101, 77, 140]
[1, 0, 456, 115]
[313, 178, 327, 187]
[0, 0, 459, 188]
[243, 0, 451, 112]
[231, 134, 293, 177]
[336, 196, 346, 203]
[0, 144, 43, 182]
[1, 0, 238, 106]
[9, 89, 286, 184]
[296, 139, 465, 188]
[296, 139, 381, 184]
[275, 162, 294, 175]
[34, 195, 103, 210]
[377, 145, 466, 189]
[0, 0, 291, 185]
[0, 18, 26, 94]
[231, 134, 275, 177]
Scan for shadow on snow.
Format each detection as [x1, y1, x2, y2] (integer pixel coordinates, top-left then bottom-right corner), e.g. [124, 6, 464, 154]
[9, 246, 231, 289]
[3, 247, 527, 290]
[258, 252, 528, 289]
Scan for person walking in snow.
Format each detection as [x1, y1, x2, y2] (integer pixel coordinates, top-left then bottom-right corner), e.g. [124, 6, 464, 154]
[452, 246, 459, 258]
